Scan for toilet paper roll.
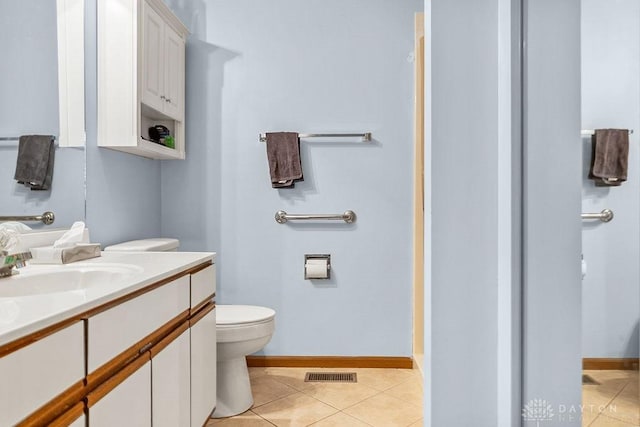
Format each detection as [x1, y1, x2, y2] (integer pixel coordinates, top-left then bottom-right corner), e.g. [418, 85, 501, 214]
[305, 259, 329, 279]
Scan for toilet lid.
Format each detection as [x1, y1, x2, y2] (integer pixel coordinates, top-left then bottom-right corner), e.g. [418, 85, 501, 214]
[216, 305, 275, 325]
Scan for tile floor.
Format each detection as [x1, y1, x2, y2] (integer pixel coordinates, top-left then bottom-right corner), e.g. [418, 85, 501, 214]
[207, 367, 638, 426]
[207, 367, 423, 427]
[583, 370, 639, 426]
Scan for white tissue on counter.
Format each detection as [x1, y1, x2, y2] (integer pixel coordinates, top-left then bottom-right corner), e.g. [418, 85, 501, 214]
[53, 221, 86, 249]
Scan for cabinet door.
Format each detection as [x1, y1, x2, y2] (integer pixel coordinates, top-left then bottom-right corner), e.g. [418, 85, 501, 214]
[190, 304, 217, 427]
[163, 23, 185, 120]
[141, 0, 165, 113]
[152, 324, 190, 427]
[0, 322, 84, 426]
[88, 356, 152, 427]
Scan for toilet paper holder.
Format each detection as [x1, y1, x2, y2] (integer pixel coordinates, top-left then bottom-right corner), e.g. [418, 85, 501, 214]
[304, 254, 331, 280]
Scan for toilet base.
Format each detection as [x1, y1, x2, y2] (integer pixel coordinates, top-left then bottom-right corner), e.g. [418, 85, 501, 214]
[211, 357, 254, 418]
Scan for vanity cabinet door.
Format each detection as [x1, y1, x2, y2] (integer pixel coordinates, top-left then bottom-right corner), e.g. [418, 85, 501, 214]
[0, 321, 84, 426]
[88, 354, 152, 427]
[190, 303, 217, 427]
[151, 323, 190, 427]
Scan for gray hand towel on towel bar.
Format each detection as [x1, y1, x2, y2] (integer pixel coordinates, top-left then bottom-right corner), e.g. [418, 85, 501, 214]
[265, 132, 303, 188]
[588, 129, 629, 186]
[13, 135, 56, 191]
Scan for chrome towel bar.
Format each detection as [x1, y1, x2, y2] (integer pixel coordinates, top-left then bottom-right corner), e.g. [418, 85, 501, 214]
[0, 211, 55, 225]
[581, 129, 633, 136]
[259, 133, 371, 142]
[581, 209, 613, 223]
[275, 210, 356, 224]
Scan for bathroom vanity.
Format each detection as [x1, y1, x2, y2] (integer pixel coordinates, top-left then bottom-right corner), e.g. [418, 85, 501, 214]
[0, 251, 216, 427]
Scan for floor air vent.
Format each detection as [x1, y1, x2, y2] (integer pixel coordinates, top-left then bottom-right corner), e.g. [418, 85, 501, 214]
[304, 372, 357, 383]
[582, 374, 600, 385]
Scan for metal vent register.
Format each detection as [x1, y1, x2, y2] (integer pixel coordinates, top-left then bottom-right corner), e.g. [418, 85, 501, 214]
[304, 372, 357, 383]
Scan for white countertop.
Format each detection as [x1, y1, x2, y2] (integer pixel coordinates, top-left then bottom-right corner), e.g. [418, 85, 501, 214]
[0, 251, 215, 347]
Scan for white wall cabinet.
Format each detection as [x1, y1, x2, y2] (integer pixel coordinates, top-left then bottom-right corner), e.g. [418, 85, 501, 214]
[141, 0, 185, 120]
[98, 0, 188, 159]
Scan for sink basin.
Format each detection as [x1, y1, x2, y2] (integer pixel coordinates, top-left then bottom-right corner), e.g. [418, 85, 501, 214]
[0, 263, 144, 298]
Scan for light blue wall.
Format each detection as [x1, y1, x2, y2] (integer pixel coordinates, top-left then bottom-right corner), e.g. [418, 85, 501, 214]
[0, 0, 85, 228]
[162, 0, 421, 356]
[523, 0, 583, 425]
[83, 0, 162, 246]
[429, 0, 503, 424]
[581, 0, 640, 358]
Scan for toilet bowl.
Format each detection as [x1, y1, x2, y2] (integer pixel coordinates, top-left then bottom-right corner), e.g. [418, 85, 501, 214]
[104, 239, 276, 419]
[213, 305, 276, 418]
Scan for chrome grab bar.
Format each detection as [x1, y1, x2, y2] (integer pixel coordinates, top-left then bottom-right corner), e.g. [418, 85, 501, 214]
[275, 210, 356, 224]
[581, 209, 613, 223]
[0, 211, 55, 225]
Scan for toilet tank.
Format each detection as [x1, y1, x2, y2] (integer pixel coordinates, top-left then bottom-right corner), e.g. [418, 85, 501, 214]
[103, 238, 180, 252]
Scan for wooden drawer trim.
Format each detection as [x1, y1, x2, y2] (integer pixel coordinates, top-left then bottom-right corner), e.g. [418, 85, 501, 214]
[0, 260, 212, 358]
[86, 352, 151, 408]
[149, 321, 189, 358]
[0, 318, 79, 359]
[47, 401, 85, 427]
[189, 301, 215, 326]
[86, 308, 190, 389]
[191, 292, 215, 315]
[15, 379, 85, 427]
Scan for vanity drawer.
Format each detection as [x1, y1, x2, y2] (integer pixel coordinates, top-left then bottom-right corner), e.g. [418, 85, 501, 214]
[0, 321, 84, 426]
[86, 275, 189, 375]
[191, 264, 216, 309]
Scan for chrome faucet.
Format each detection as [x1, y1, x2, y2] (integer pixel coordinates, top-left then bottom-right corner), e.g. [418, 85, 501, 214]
[0, 251, 32, 278]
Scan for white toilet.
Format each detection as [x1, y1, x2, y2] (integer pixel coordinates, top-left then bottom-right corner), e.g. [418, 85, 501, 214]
[214, 305, 275, 418]
[104, 238, 276, 419]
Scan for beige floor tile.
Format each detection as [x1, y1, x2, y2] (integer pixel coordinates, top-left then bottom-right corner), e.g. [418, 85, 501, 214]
[408, 420, 424, 427]
[207, 410, 274, 426]
[583, 408, 601, 426]
[343, 393, 423, 427]
[584, 388, 617, 414]
[252, 392, 339, 427]
[352, 368, 416, 391]
[309, 412, 372, 426]
[250, 375, 298, 407]
[260, 367, 311, 391]
[384, 377, 424, 409]
[590, 414, 638, 426]
[301, 382, 380, 410]
[249, 367, 268, 379]
[606, 386, 640, 425]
